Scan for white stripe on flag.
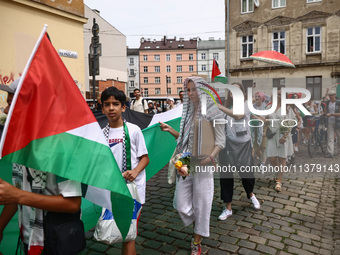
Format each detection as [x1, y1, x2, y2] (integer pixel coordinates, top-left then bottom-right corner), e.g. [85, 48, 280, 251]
[66, 122, 107, 146]
[85, 186, 112, 210]
[147, 104, 183, 127]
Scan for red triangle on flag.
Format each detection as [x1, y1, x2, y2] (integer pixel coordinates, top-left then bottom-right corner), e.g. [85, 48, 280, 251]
[211, 59, 221, 81]
[2, 34, 96, 157]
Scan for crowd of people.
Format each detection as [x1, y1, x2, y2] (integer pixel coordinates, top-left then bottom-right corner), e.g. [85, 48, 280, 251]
[0, 76, 339, 255]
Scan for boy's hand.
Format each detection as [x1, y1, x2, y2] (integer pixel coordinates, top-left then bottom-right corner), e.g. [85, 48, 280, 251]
[159, 122, 171, 132]
[0, 179, 20, 205]
[122, 169, 139, 182]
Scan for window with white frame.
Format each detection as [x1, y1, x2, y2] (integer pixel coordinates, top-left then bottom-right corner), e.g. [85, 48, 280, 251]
[201, 65, 207, 71]
[272, 31, 285, 54]
[167, 88, 171, 95]
[307, 0, 322, 3]
[129, 58, 134, 64]
[177, 66, 182, 72]
[189, 54, 193, 60]
[129, 69, 135, 76]
[272, 0, 286, 8]
[177, 76, 182, 84]
[144, 77, 148, 84]
[201, 53, 206, 60]
[166, 54, 170, 61]
[213, 53, 219, 60]
[177, 87, 182, 94]
[155, 88, 161, 95]
[176, 54, 182, 61]
[143, 66, 148, 73]
[189, 65, 194, 72]
[154, 55, 160, 61]
[144, 88, 148, 97]
[273, 78, 285, 88]
[306, 76, 322, 99]
[307, 27, 321, 53]
[241, 0, 254, 14]
[241, 35, 253, 58]
[166, 66, 171, 72]
[155, 77, 160, 84]
[130, 81, 134, 87]
[143, 55, 148, 61]
[166, 76, 171, 84]
[155, 66, 160, 73]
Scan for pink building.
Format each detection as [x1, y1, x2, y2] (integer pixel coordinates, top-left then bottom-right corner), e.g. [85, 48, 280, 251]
[139, 36, 197, 97]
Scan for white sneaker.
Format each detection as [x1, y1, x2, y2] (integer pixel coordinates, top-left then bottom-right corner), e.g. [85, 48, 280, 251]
[218, 207, 232, 220]
[294, 146, 299, 152]
[250, 194, 260, 210]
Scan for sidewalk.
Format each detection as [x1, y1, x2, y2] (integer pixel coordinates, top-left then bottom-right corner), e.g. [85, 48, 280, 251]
[82, 144, 340, 255]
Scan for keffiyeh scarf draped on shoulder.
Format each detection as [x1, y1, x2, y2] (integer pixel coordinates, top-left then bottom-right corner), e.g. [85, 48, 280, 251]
[176, 77, 224, 155]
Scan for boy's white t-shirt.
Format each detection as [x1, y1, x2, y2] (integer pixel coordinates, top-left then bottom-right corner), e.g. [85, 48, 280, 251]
[107, 122, 148, 204]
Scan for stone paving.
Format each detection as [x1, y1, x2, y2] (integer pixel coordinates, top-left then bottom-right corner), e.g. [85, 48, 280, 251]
[81, 143, 340, 255]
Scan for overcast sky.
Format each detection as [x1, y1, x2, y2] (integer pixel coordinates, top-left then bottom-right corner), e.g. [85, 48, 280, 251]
[83, 0, 225, 48]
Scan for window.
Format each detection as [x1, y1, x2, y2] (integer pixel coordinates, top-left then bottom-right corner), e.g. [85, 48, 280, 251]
[189, 65, 194, 72]
[189, 54, 193, 60]
[201, 65, 207, 71]
[272, 0, 286, 8]
[154, 55, 160, 61]
[272, 31, 285, 54]
[130, 81, 134, 87]
[129, 69, 135, 76]
[213, 53, 219, 60]
[155, 88, 161, 95]
[201, 53, 206, 60]
[166, 76, 171, 84]
[306, 76, 322, 99]
[242, 80, 253, 97]
[177, 77, 182, 84]
[241, 0, 254, 13]
[273, 78, 285, 88]
[241, 35, 253, 58]
[176, 54, 182, 61]
[307, 27, 321, 53]
[166, 66, 171, 72]
[166, 54, 171, 61]
[155, 77, 160, 84]
[144, 88, 148, 97]
[177, 66, 182, 72]
[143, 55, 148, 61]
[129, 58, 134, 64]
[167, 88, 171, 95]
[144, 77, 148, 84]
[143, 66, 148, 73]
[155, 66, 160, 73]
[177, 87, 182, 94]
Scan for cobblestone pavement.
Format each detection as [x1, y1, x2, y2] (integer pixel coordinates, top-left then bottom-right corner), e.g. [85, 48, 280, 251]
[82, 143, 340, 255]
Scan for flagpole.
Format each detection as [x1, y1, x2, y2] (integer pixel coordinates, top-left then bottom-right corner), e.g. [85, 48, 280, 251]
[0, 25, 48, 158]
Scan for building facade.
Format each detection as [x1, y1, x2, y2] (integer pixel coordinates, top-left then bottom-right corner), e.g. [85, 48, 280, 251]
[139, 36, 198, 98]
[197, 38, 226, 83]
[127, 48, 140, 98]
[0, 0, 87, 110]
[225, 0, 340, 98]
[84, 6, 127, 99]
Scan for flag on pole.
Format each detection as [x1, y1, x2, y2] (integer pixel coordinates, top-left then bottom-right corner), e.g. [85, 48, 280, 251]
[211, 59, 228, 84]
[0, 26, 134, 240]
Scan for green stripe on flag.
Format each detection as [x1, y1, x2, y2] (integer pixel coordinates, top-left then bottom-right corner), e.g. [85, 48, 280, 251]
[2, 133, 133, 239]
[214, 75, 228, 84]
[143, 117, 181, 181]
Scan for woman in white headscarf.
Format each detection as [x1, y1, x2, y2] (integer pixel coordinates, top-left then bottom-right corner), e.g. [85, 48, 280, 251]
[160, 77, 225, 255]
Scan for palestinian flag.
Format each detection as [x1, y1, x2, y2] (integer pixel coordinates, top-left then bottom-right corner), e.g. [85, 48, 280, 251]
[211, 59, 228, 84]
[0, 26, 134, 240]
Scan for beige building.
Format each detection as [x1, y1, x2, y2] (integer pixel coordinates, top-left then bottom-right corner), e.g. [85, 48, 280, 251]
[0, 0, 87, 110]
[84, 6, 127, 99]
[226, 0, 340, 99]
[139, 36, 198, 98]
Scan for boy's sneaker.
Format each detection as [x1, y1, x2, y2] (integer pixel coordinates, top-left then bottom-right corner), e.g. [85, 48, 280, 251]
[191, 240, 202, 255]
[218, 207, 232, 220]
[250, 194, 260, 210]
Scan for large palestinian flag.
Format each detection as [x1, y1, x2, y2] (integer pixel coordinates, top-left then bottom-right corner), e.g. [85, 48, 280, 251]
[211, 59, 228, 84]
[0, 26, 133, 240]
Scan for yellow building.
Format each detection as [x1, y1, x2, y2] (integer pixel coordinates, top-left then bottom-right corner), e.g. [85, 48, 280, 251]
[0, 0, 87, 110]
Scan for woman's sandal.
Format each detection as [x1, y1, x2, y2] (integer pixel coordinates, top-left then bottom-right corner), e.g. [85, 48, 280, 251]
[275, 182, 282, 192]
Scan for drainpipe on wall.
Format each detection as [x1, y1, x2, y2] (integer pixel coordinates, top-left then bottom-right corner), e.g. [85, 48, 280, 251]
[226, 0, 230, 81]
